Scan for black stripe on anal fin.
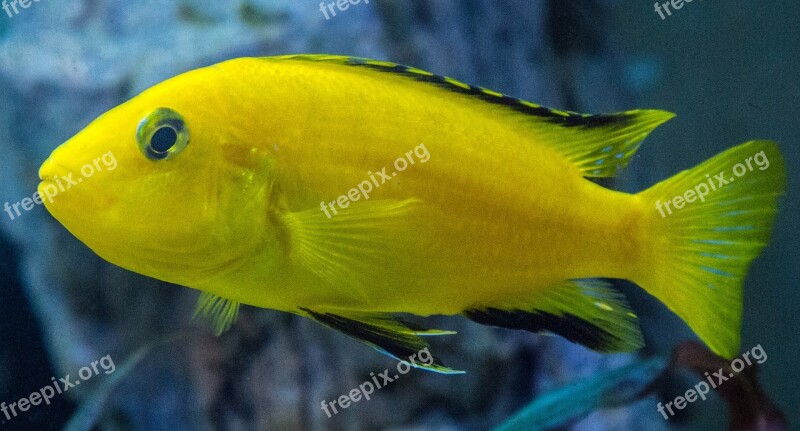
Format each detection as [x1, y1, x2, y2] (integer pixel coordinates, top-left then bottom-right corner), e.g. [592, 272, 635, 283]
[464, 308, 621, 352]
[300, 308, 462, 374]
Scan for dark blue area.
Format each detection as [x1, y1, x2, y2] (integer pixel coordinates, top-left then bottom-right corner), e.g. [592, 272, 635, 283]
[0, 236, 75, 431]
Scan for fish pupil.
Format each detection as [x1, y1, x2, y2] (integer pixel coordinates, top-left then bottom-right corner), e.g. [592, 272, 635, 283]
[151, 126, 178, 153]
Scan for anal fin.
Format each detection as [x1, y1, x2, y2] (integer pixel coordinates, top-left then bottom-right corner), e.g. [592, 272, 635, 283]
[464, 280, 643, 352]
[300, 308, 463, 374]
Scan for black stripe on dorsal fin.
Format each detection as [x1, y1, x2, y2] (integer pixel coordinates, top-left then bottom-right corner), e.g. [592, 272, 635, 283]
[265, 55, 673, 178]
[268, 54, 629, 129]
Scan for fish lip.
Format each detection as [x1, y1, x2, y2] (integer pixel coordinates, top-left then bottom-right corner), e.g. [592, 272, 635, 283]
[38, 157, 69, 183]
[38, 157, 55, 181]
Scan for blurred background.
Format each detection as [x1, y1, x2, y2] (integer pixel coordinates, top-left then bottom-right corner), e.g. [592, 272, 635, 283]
[0, 1, 796, 430]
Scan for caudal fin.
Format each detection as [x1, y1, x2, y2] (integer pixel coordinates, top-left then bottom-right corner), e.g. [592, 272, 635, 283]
[636, 141, 786, 358]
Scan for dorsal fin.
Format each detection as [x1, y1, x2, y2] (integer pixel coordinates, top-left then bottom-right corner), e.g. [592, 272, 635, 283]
[264, 54, 674, 178]
[269, 54, 605, 125]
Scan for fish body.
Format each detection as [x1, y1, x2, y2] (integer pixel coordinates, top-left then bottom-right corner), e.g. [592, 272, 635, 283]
[184, 57, 643, 314]
[39, 55, 786, 372]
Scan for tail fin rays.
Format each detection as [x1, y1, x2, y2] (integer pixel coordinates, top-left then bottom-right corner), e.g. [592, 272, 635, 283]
[636, 140, 786, 358]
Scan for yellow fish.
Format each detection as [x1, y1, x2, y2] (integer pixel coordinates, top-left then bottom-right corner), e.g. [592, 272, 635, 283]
[38, 55, 786, 373]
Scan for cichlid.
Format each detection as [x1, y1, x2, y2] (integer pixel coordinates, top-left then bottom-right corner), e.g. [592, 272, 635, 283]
[38, 55, 786, 373]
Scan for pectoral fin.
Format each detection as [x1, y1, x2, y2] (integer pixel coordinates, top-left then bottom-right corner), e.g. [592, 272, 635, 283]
[281, 199, 421, 302]
[300, 308, 463, 374]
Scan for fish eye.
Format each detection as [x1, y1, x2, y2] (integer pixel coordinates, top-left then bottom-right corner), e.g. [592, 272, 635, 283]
[136, 107, 190, 161]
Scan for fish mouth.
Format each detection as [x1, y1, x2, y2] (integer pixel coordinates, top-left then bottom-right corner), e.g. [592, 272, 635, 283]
[38, 155, 117, 212]
[38, 156, 74, 184]
[37, 157, 80, 206]
[38, 157, 62, 182]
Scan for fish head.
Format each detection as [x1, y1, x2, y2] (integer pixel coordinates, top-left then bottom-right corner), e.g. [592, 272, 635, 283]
[38, 71, 274, 285]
